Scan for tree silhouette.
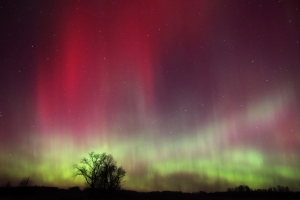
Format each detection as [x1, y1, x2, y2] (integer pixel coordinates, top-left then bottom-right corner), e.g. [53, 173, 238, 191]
[19, 177, 32, 187]
[73, 152, 125, 191]
[227, 185, 251, 192]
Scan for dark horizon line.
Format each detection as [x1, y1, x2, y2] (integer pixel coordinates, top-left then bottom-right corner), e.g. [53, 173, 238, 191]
[1, 184, 299, 193]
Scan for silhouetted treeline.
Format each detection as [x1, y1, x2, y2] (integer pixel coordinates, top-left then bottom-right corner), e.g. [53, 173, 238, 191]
[227, 184, 290, 193]
[1, 186, 300, 200]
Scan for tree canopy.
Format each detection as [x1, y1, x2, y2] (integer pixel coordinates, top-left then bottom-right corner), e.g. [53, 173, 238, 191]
[73, 152, 126, 191]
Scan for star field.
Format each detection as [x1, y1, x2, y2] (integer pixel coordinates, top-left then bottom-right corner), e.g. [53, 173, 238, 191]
[0, 0, 300, 192]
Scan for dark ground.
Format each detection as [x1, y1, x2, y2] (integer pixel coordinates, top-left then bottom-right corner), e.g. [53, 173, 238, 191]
[1, 187, 300, 200]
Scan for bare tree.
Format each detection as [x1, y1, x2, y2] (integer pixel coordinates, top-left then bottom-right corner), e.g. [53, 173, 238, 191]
[73, 152, 125, 191]
[19, 177, 32, 187]
[97, 154, 126, 190]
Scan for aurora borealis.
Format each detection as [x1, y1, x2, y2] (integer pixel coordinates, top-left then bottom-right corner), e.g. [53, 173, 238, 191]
[1, 0, 300, 192]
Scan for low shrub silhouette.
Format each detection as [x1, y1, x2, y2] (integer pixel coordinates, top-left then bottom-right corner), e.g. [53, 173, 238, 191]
[19, 177, 32, 187]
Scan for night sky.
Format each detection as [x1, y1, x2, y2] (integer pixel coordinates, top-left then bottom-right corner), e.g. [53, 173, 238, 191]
[1, 0, 300, 192]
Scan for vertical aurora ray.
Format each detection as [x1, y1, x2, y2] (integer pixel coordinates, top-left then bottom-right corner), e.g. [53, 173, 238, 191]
[0, 0, 300, 192]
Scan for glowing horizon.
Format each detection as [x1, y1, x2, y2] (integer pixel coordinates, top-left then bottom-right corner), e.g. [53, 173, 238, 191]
[0, 0, 300, 192]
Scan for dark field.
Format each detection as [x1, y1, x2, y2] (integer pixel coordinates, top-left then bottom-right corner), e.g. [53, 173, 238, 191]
[1, 187, 300, 200]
